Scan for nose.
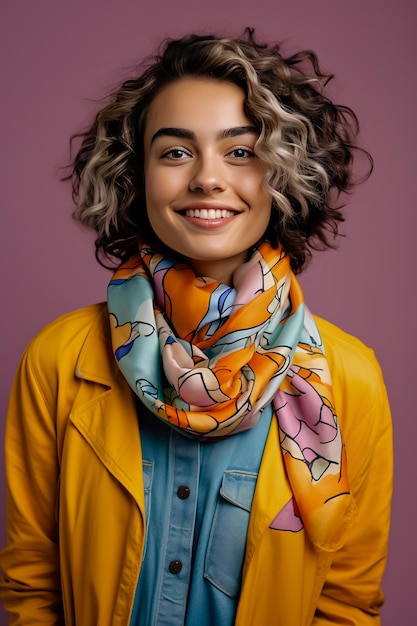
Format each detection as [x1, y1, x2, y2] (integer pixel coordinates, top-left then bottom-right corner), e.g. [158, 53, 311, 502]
[189, 153, 226, 193]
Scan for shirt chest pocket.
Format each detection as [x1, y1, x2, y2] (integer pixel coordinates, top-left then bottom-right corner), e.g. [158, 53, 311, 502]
[204, 471, 258, 599]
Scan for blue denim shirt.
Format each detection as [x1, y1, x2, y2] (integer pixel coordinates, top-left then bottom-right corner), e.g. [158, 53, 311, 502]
[130, 405, 273, 626]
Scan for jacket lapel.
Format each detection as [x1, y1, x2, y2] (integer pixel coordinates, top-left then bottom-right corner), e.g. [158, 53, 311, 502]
[68, 305, 145, 508]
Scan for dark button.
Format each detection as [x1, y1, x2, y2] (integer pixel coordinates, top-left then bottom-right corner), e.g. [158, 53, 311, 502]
[177, 485, 191, 500]
[169, 560, 183, 574]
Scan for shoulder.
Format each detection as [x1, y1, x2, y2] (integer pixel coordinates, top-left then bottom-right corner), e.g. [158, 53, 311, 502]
[315, 315, 385, 391]
[27, 303, 109, 359]
[19, 303, 113, 390]
[30, 302, 109, 344]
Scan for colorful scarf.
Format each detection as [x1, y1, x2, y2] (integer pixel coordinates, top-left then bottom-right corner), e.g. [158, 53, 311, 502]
[107, 241, 353, 549]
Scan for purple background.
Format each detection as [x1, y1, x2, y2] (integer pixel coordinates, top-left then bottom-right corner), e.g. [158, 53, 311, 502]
[1, 0, 415, 622]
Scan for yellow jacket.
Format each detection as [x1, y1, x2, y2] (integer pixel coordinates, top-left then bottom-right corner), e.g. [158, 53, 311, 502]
[0, 303, 392, 625]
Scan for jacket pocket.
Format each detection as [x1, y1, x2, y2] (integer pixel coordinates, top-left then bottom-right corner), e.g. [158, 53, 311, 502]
[204, 471, 257, 598]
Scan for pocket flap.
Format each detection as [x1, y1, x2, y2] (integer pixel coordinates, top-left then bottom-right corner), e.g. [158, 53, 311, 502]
[220, 471, 257, 512]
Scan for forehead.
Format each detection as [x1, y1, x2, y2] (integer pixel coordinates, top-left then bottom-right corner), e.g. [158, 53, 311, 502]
[144, 78, 250, 139]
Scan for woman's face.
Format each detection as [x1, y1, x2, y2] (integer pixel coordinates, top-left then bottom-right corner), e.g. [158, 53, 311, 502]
[143, 77, 272, 285]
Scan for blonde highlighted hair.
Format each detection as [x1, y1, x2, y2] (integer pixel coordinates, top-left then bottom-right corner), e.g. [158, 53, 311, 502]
[69, 29, 372, 272]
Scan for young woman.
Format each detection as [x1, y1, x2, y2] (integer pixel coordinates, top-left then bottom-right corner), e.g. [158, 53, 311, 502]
[0, 31, 392, 625]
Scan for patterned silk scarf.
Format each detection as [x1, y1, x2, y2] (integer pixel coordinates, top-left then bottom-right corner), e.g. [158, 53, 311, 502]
[108, 241, 353, 549]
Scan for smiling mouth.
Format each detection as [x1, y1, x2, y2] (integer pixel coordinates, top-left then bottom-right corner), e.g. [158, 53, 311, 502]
[184, 208, 235, 219]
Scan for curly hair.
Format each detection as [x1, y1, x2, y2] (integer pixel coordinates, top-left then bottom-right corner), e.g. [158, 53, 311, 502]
[69, 29, 372, 273]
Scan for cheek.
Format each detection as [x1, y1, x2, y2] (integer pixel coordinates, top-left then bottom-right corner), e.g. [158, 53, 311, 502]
[144, 177, 167, 218]
[144, 169, 158, 204]
[234, 168, 268, 198]
[145, 168, 182, 210]
[144, 183, 163, 235]
[255, 197, 273, 238]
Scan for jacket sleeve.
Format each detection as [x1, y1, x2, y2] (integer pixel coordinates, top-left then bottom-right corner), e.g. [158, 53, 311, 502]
[0, 338, 65, 625]
[313, 361, 393, 624]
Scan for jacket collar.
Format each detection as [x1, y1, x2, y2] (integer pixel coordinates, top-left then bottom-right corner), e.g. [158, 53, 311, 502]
[75, 303, 120, 387]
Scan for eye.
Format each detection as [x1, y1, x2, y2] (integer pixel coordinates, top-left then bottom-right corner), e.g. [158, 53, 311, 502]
[161, 147, 191, 160]
[227, 147, 255, 159]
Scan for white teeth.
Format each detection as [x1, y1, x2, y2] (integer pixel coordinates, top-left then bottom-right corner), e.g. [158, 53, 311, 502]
[185, 208, 234, 219]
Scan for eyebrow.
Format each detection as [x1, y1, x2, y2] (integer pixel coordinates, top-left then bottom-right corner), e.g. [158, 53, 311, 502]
[150, 125, 258, 144]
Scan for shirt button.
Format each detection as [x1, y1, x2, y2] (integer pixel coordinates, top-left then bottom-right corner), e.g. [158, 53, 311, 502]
[177, 485, 191, 500]
[169, 560, 183, 574]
